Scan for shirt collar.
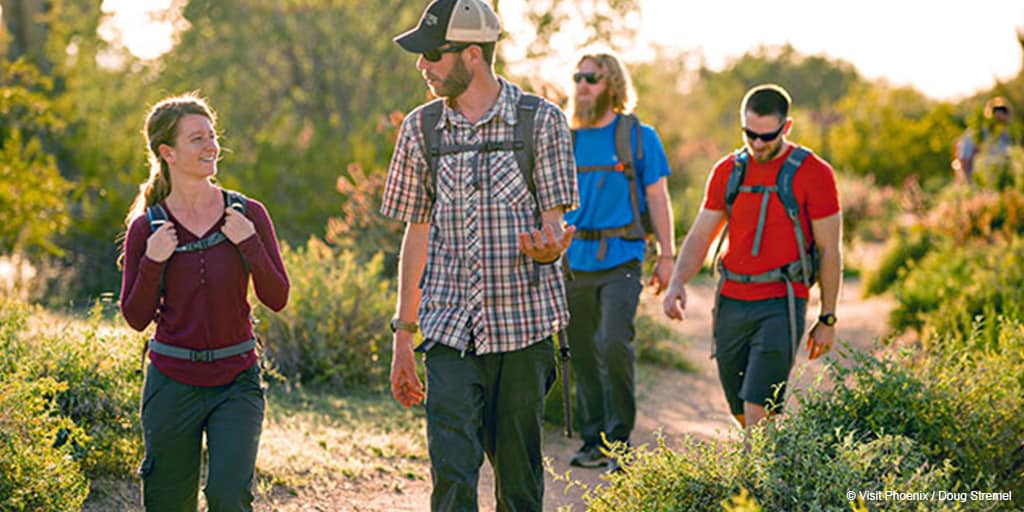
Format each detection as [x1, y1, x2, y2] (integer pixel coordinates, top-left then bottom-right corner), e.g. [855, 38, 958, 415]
[435, 77, 523, 130]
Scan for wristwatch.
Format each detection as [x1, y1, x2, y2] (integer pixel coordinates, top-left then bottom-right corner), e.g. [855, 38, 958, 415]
[818, 312, 838, 327]
[389, 318, 419, 334]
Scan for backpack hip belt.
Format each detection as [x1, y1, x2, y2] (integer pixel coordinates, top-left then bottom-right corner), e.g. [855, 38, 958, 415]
[714, 257, 812, 364]
[148, 338, 256, 363]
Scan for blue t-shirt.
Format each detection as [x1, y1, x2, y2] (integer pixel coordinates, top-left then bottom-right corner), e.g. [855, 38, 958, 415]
[565, 115, 671, 272]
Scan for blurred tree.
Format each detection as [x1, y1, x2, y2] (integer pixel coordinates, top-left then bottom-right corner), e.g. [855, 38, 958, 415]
[830, 83, 961, 187]
[509, 0, 640, 61]
[152, 0, 430, 243]
[690, 44, 863, 159]
[0, 59, 71, 257]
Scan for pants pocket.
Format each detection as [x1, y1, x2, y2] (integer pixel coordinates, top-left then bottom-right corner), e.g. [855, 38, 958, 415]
[137, 454, 154, 480]
[140, 364, 169, 414]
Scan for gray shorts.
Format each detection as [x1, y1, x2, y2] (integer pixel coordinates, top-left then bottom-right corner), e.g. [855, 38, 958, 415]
[713, 296, 807, 415]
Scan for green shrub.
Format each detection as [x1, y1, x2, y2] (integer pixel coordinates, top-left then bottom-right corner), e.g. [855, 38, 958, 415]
[924, 187, 1024, 245]
[837, 172, 899, 244]
[254, 237, 393, 390]
[0, 375, 90, 512]
[0, 297, 145, 477]
[571, 435, 745, 511]
[862, 225, 933, 297]
[891, 236, 1024, 347]
[580, 328, 1022, 510]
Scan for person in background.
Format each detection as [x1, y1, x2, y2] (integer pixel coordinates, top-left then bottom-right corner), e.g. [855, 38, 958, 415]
[563, 50, 675, 472]
[662, 84, 842, 429]
[953, 96, 1018, 183]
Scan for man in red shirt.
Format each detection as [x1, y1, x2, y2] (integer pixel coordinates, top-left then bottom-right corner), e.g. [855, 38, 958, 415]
[662, 84, 842, 428]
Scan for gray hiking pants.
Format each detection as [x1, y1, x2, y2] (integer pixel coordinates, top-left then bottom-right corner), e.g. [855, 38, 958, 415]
[566, 260, 643, 446]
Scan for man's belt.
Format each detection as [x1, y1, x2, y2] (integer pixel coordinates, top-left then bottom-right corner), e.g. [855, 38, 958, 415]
[148, 338, 257, 363]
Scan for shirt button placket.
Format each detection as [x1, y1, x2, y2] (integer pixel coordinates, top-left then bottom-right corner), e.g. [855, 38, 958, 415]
[464, 136, 486, 350]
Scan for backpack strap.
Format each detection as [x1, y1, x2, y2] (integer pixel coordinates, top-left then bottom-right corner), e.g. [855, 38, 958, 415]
[417, 93, 545, 283]
[418, 95, 542, 217]
[714, 145, 813, 280]
[776, 146, 812, 286]
[146, 203, 170, 233]
[418, 98, 446, 205]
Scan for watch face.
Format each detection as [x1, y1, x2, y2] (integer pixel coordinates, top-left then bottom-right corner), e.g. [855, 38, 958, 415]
[820, 313, 837, 326]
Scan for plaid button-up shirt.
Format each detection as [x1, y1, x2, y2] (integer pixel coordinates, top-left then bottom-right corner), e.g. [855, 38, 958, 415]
[381, 78, 578, 354]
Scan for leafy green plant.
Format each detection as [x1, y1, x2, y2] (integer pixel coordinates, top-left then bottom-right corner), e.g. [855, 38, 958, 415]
[0, 375, 90, 512]
[254, 238, 394, 390]
[862, 225, 933, 297]
[577, 327, 1022, 510]
[0, 297, 145, 477]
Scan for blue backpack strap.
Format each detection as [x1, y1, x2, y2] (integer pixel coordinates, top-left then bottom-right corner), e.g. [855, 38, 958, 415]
[724, 148, 749, 219]
[146, 203, 169, 233]
[776, 145, 813, 286]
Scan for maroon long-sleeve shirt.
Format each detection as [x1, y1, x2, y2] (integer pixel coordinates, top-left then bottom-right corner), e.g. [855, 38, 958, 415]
[120, 194, 289, 387]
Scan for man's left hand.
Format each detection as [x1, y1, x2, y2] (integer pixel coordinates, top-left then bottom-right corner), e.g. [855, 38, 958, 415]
[518, 223, 575, 263]
[806, 321, 836, 361]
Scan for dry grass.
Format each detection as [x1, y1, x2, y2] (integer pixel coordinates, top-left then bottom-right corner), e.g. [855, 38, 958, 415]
[82, 386, 430, 511]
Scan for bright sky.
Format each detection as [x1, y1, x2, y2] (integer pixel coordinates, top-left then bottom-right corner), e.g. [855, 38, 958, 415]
[100, 0, 1023, 101]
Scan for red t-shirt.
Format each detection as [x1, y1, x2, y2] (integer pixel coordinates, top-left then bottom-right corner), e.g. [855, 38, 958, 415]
[120, 194, 289, 387]
[703, 144, 840, 301]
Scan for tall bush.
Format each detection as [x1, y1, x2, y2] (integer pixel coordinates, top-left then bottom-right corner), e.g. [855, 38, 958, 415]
[254, 238, 393, 390]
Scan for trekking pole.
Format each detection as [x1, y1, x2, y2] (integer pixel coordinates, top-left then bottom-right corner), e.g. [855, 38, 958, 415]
[557, 327, 572, 438]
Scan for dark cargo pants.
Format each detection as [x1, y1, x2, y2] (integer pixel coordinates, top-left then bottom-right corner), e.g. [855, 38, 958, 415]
[566, 260, 643, 446]
[424, 338, 555, 512]
[138, 363, 264, 512]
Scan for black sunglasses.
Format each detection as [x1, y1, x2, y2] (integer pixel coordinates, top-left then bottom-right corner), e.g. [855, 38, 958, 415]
[572, 72, 604, 85]
[742, 123, 786, 142]
[422, 43, 470, 63]
[993, 106, 1010, 114]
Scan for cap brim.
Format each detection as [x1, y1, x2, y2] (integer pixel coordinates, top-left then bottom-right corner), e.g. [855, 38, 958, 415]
[394, 27, 439, 54]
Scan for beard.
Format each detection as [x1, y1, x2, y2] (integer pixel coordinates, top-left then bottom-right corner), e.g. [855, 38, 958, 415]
[433, 57, 473, 99]
[572, 88, 613, 128]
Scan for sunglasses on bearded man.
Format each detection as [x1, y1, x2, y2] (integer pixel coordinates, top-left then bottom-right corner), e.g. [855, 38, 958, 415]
[421, 43, 471, 63]
[742, 123, 786, 142]
[572, 72, 604, 85]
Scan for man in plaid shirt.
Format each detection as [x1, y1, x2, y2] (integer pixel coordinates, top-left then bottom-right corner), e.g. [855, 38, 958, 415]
[380, 0, 577, 509]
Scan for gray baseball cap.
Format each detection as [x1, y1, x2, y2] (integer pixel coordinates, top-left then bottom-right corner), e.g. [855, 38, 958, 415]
[394, 0, 501, 53]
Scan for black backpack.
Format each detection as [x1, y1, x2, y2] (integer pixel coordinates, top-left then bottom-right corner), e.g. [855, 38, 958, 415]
[571, 114, 653, 260]
[418, 93, 543, 225]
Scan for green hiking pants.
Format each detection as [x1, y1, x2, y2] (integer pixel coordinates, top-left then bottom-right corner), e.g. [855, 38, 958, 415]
[138, 363, 264, 512]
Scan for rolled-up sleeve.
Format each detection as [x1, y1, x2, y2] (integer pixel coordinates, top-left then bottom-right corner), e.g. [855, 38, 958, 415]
[532, 104, 578, 213]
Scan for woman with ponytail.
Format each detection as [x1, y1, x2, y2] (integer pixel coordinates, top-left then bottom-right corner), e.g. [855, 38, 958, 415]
[119, 93, 289, 511]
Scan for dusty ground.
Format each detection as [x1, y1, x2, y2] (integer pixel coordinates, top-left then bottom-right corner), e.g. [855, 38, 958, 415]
[84, 276, 893, 511]
[296, 276, 892, 512]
